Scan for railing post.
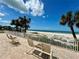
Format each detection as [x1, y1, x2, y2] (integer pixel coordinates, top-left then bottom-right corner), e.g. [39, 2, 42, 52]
[76, 41, 78, 51]
[73, 41, 75, 51]
[74, 41, 76, 51]
[73, 41, 79, 51]
[77, 41, 79, 51]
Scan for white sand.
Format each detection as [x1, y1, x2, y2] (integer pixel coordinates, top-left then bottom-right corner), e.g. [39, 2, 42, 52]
[27, 31, 79, 59]
[28, 31, 79, 40]
[0, 33, 38, 59]
[0, 32, 79, 59]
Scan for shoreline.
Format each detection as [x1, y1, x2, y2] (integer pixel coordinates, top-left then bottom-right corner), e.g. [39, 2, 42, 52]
[28, 30, 79, 34]
[27, 30, 79, 40]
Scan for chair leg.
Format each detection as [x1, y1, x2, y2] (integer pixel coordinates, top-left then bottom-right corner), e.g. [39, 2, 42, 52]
[26, 47, 34, 55]
[50, 49, 53, 59]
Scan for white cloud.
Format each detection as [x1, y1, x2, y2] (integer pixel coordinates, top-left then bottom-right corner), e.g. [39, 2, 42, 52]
[25, 0, 44, 16]
[0, 0, 27, 12]
[42, 15, 48, 18]
[42, 15, 45, 18]
[0, 0, 44, 16]
[0, 12, 5, 17]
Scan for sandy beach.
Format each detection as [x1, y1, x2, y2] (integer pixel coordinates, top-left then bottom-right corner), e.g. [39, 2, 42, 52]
[0, 33, 39, 59]
[1, 0, 79, 59]
[28, 31, 79, 39]
[0, 31, 79, 59]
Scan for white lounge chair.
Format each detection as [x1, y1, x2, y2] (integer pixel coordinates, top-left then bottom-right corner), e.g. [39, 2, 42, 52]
[27, 38, 53, 59]
[26, 38, 43, 54]
[6, 34, 20, 46]
[6, 34, 16, 40]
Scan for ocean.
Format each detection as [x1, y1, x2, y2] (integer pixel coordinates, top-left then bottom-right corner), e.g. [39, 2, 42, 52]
[29, 29, 79, 34]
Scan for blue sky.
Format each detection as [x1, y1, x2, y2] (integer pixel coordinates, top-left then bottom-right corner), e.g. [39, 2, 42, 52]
[0, 0, 79, 32]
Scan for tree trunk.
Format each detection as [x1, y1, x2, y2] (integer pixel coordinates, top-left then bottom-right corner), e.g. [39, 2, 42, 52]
[70, 26, 77, 41]
[20, 27, 21, 32]
[23, 25, 26, 37]
[25, 26, 26, 33]
[16, 26, 18, 31]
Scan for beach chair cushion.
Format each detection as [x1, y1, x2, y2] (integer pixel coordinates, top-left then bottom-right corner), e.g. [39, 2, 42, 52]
[42, 43, 51, 53]
[28, 39, 43, 49]
[35, 44, 43, 49]
[27, 39, 34, 47]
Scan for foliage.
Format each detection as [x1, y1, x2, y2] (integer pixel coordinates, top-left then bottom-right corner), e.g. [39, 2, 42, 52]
[11, 16, 31, 32]
[59, 11, 79, 40]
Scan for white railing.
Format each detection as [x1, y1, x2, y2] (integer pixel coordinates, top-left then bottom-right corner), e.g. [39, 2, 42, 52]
[73, 41, 79, 51]
[6, 31, 79, 52]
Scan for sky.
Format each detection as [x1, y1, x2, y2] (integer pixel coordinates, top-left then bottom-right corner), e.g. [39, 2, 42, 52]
[0, 0, 79, 32]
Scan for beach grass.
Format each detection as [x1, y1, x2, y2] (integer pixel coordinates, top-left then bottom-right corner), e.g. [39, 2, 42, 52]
[28, 34, 79, 51]
[0, 30, 4, 33]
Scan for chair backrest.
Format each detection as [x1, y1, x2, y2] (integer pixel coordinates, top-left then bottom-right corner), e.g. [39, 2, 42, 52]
[6, 34, 11, 39]
[42, 43, 51, 53]
[6, 34, 16, 40]
[27, 39, 34, 47]
[27, 38, 51, 54]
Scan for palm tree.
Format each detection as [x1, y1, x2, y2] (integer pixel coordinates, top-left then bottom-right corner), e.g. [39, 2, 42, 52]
[19, 16, 31, 37]
[11, 19, 20, 31]
[15, 19, 19, 31]
[11, 16, 31, 36]
[60, 15, 66, 25]
[19, 16, 31, 32]
[23, 16, 31, 33]
[60, 11, 77, 40]
[11, 19, 16, 31]
[11, 20, 15, 25]
[75, 11, 79, 28]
